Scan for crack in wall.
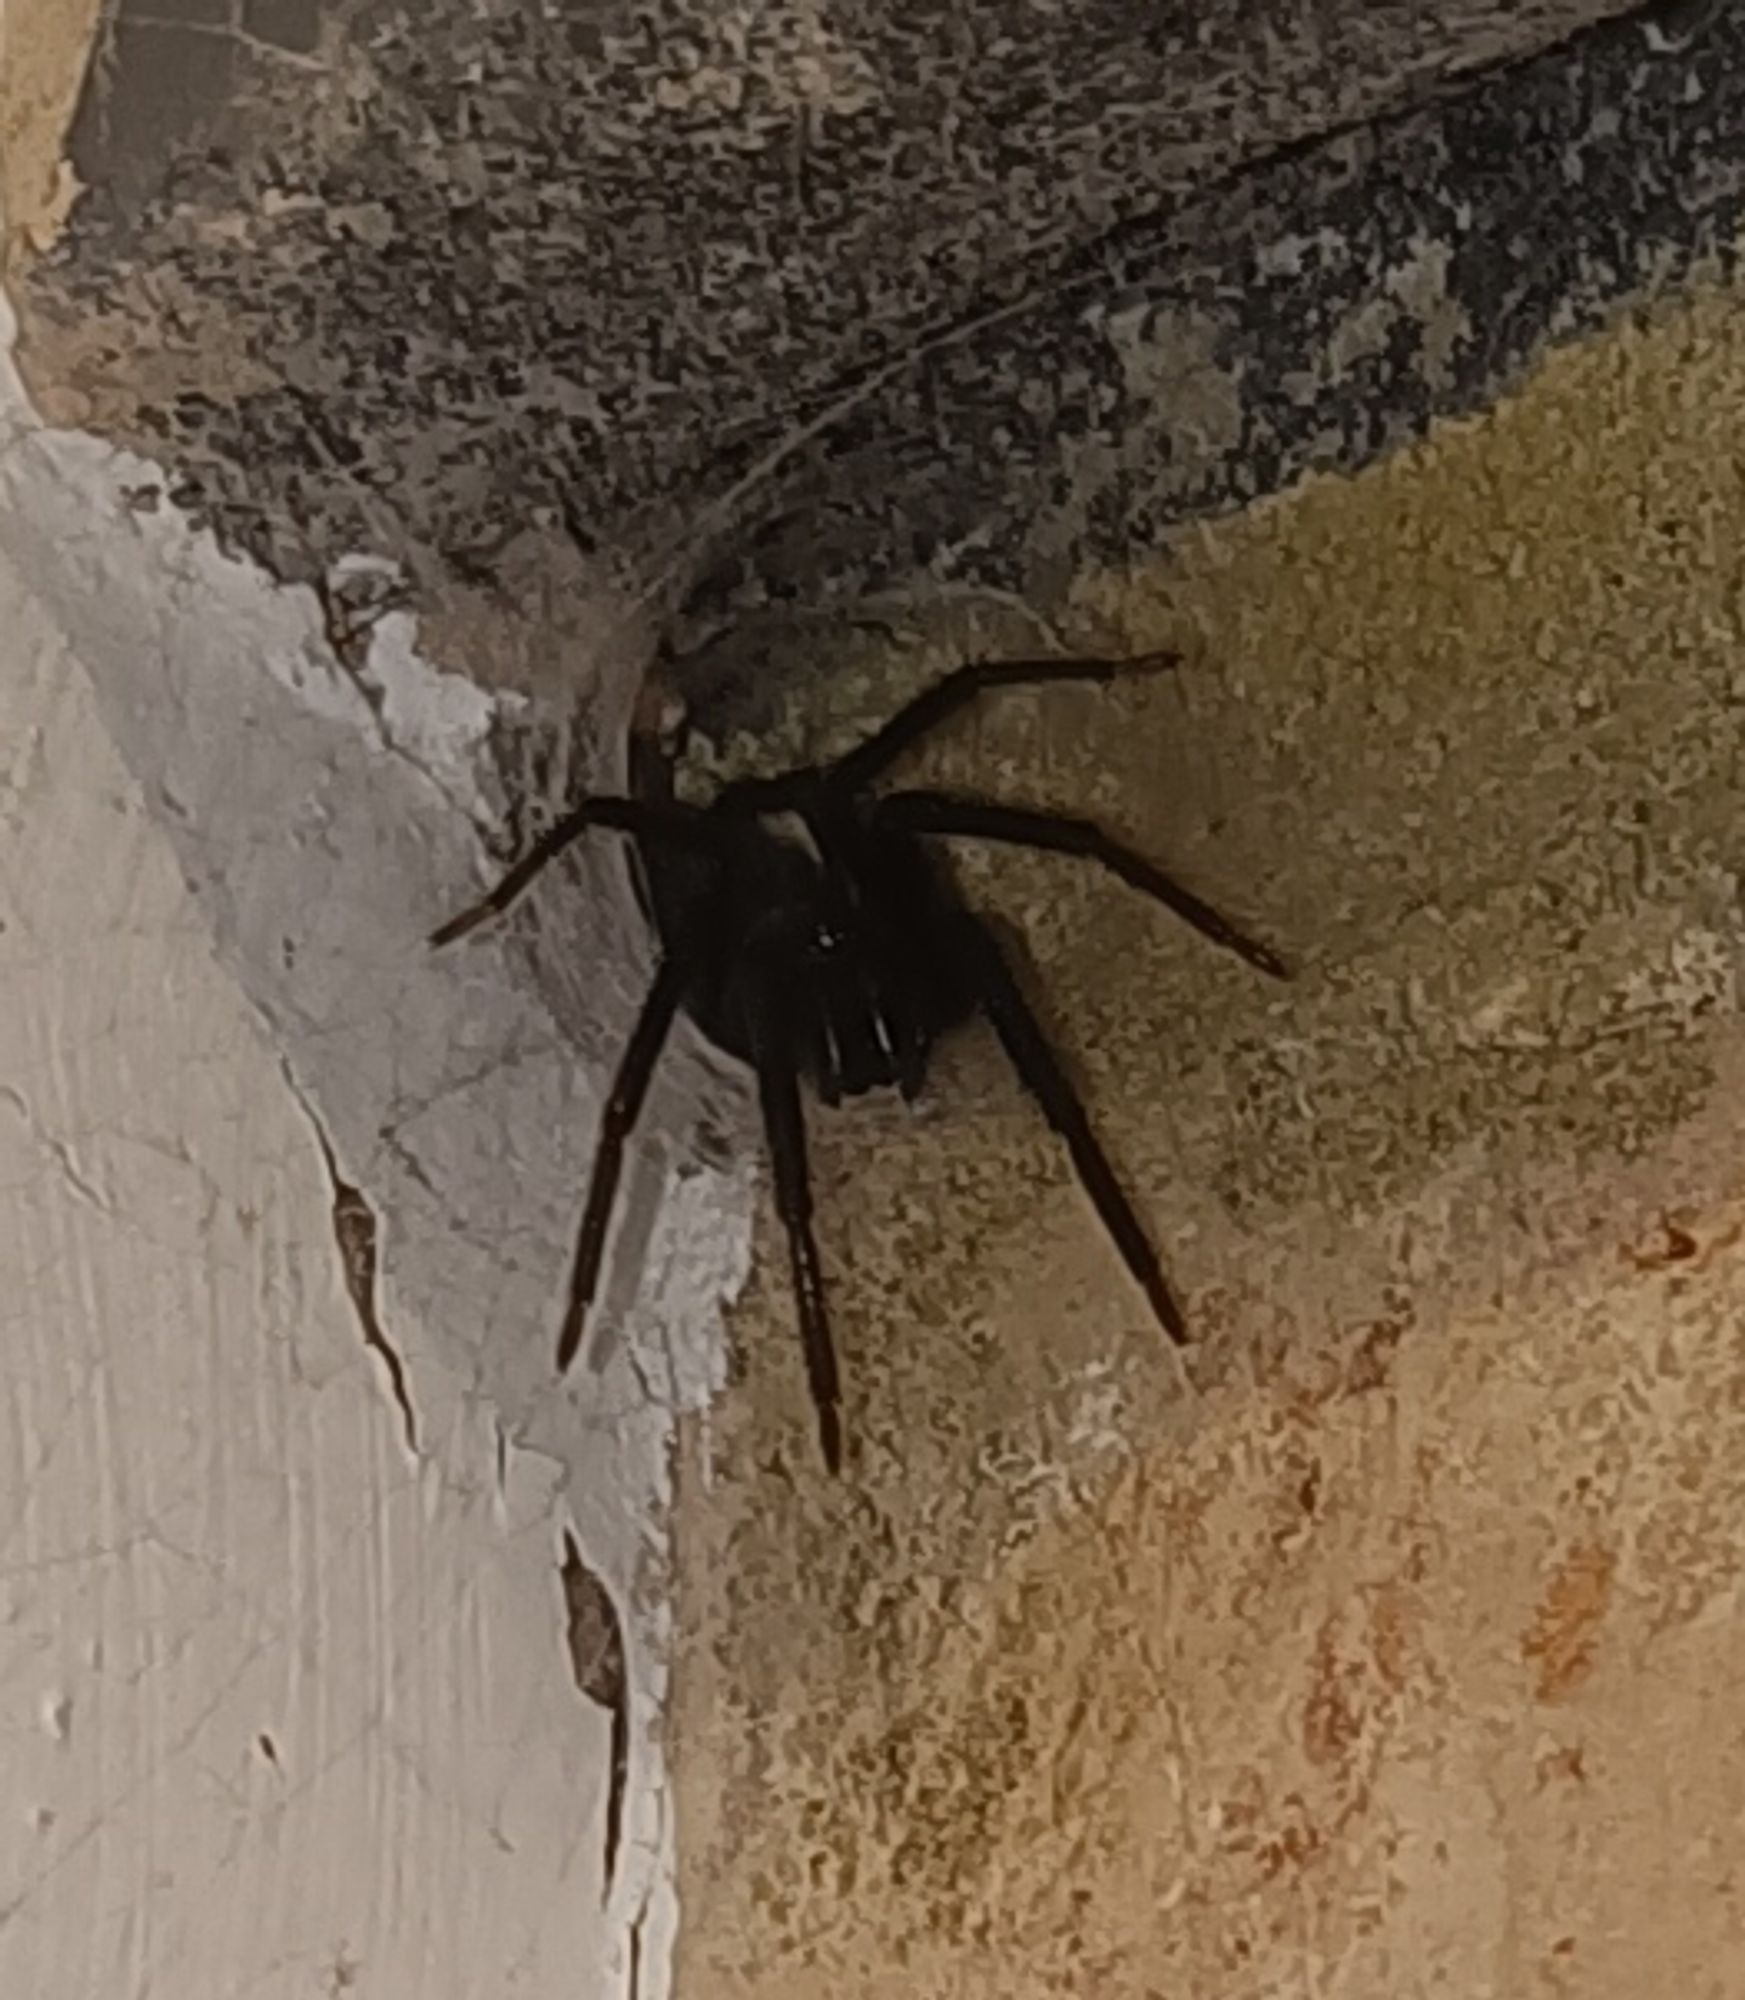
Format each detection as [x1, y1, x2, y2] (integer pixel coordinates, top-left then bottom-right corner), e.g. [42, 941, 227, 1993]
[628, 1901, 646, 2000]
[560, 1526, 630, 1905]
[282, 1062, 420, 1457]
[0, 1080, 112, 1212]
[320, 1139, 418, 1457]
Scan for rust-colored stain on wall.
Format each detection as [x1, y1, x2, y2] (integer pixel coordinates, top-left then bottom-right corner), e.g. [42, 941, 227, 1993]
[669, 271, 1745, 1996]
[1523, 1544, 1616, 1703]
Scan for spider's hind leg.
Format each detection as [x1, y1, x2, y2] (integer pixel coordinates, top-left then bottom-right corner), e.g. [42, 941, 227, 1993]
[952, 911, 1188, 1345]
[874, 790, 1288, 978]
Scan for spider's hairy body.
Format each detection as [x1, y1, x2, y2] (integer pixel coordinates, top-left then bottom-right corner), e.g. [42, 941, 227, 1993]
[432, 650, 1288, 1474]
[666, 775, 977, 1104]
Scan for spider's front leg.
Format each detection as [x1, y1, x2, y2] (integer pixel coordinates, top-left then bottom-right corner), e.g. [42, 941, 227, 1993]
[951, 910, 1189, 1346]
[428, 795, 721, 945]
[556, 950, 694, 1373]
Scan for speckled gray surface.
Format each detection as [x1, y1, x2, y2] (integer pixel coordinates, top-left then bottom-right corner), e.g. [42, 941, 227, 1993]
[20, 0, 1717, 716]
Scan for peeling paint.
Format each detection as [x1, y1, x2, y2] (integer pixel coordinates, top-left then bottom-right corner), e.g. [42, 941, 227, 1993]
[0, 273, 748, 1997]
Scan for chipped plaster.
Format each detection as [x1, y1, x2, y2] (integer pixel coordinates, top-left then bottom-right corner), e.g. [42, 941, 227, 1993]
[0, 280, 748, 1993]
[0, 550, 651, 1993]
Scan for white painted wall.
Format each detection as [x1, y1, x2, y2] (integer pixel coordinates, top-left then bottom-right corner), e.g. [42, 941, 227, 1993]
[0, 288, 746, 1996]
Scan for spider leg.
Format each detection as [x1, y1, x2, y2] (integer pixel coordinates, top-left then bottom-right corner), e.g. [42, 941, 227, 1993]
[876, 790, 1289, 979]
[831, 651, 1179, 790]
[556, 951, 692, 1374]
[430, 796, 722, 946]
[952, 911, 1188, 1345]
[750, 989, 844, 1474]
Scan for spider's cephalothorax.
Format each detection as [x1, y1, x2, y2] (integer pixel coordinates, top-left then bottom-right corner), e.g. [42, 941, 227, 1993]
[432, 651, 1288, 1473]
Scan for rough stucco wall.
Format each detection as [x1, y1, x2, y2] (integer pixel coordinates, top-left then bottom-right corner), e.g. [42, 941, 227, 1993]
[10, 3, 1745, 1997]
[669, 272, 1745, 1991]
[0, 0, 102, 263]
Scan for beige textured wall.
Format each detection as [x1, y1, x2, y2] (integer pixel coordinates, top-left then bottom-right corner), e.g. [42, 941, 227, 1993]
[0, 0, 101, 263]
[670, 276, 1745, 1993]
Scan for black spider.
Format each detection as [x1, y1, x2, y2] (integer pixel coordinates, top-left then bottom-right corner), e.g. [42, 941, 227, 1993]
[431, 650, 1287, 1472]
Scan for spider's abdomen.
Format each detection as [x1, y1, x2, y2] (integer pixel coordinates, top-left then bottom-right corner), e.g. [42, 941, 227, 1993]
[680, 802, 976, 1104]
